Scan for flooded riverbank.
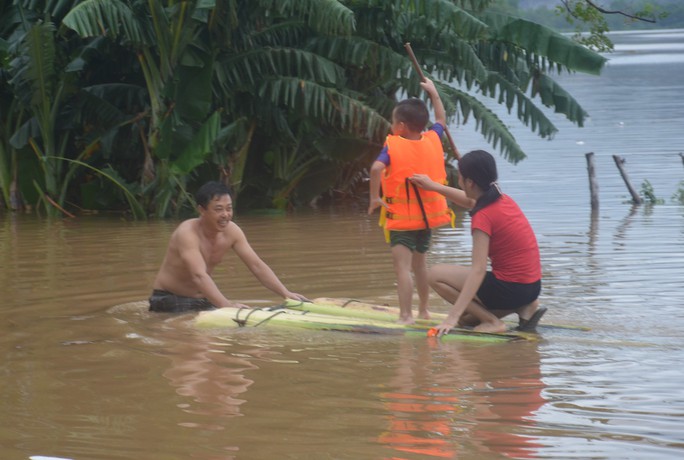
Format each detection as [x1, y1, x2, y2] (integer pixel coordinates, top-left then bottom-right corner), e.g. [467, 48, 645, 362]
[2, 30, 683, 459]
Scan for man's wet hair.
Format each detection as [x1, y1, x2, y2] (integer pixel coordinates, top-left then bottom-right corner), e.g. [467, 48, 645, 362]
[195, 181, 232, 209]
[394, 98, 430, 132]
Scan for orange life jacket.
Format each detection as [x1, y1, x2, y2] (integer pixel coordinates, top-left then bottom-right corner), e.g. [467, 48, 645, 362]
[380, 131, 453, 232]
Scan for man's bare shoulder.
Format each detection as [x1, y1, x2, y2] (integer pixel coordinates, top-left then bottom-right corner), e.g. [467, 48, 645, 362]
[221, 221, 247, 248]
[175, 218, 245, 246]
[168, 218, 201, 245]
[225, 220, 244, 235]
[172, 218, 199, 234]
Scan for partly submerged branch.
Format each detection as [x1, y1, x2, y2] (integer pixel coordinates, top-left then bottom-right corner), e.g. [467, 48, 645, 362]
[560, 0, 657, 24]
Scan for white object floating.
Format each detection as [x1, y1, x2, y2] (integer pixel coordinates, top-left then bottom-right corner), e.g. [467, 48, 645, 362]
[30, 456, 74, 460]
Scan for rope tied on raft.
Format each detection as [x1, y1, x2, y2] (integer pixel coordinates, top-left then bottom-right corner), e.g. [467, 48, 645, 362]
[340, 299, 362, 308]
[231, 306, 253, 327]
[252, 310, 288, 328]
[231, 305, 294, 328]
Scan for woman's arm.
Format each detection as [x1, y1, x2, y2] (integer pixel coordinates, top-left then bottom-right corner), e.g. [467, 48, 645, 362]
[433, 230, 490, 335]
[410, 174, 475, 209]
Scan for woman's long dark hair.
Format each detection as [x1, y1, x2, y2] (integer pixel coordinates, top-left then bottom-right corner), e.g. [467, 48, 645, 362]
[458, 150, 501, 216]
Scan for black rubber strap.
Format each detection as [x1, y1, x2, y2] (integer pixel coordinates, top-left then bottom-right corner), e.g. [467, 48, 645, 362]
[406, 177, 430, 229]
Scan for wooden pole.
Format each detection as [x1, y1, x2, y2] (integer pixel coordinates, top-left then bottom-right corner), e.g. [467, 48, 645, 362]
[612, 155, 643, 205]
[679, 152, 684, 168]
[404, 43, 461, 160]
[585, 152, 599, 211]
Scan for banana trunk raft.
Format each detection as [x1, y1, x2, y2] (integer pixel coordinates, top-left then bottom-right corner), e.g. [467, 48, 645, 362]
[194, 297, 574, 343]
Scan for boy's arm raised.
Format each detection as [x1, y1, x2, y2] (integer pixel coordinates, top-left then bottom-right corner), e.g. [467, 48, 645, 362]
[404, 43, 460, 159]
[421, 78, 447, 128]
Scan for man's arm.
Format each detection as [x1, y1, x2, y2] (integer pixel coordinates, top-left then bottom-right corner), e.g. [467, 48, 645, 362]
[434, 230, 489, 335]
[421, 78, 446, 128]
[231, 225, 309, 302]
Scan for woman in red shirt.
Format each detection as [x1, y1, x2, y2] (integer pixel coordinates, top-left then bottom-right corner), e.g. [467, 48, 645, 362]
[410, 150, 545, 335]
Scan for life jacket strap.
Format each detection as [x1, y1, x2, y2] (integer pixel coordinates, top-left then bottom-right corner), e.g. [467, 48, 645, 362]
[386, 210, 451, 221]
[406, 178, 430, 230]
[385, 196, 443, 205]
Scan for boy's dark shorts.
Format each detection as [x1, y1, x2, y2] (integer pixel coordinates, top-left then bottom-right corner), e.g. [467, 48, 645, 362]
[148, 289, 217, 313]
[389, 229, 432, 253]
[476, 272, 541, 310]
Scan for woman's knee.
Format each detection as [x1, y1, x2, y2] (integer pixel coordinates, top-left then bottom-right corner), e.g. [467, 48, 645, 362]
[427, 265, 454, 290]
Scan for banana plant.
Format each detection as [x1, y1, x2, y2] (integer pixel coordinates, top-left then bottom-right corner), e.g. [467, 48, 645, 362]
[63, 0, 223, 216]
[342, 0, 606, 164]
[0, 85, 19, 210]
[6, 21, 72, 217]
[0, 35, 10, 209]
[0, 0, 609, 214]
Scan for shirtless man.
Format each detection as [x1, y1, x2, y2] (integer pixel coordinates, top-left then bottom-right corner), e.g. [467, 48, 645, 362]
[149, 181, 308, 312]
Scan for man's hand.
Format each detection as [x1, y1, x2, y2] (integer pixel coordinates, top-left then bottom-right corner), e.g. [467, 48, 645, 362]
[285, 292, 312, 303]
[225, 301, 252, 310]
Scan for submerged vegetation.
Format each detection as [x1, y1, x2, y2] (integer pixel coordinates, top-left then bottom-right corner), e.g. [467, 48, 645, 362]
[639, 180, 665, 205]
[0, 0, 607, 218]
[672, 181, 684, 204]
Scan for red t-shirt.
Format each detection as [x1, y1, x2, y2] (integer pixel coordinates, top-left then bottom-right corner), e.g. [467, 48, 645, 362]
[471, 195, 541, 283]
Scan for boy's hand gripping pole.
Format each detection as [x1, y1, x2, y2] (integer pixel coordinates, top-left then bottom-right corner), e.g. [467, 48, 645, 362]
[404, 43, 461, 161]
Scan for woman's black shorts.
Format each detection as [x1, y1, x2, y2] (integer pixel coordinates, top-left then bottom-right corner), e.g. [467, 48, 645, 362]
[476, 272, 541, 310]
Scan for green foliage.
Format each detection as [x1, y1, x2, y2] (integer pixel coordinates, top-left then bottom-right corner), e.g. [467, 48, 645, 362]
[672, 181, 684, 204]
[497, 1, 679, 52]
[53, 157, 147, 219]
[483, 11, 607, 74]
[554, 0, 613, 52]
[1, 0, 608, 215]
[7, 21, 68, 216]
[62, 0, 148, 44]
[639, 179, 664, 205]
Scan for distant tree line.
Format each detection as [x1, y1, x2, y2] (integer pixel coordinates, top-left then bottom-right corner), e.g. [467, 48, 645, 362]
[494, 1, 684, 50]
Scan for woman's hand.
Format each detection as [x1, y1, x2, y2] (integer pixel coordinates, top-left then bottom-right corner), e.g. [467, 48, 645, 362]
[431, 319, 458, 337]
[410, 174, 438, 191]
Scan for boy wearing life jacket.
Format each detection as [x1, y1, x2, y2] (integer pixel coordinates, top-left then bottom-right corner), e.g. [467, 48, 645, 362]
[368, 78, 453, 324]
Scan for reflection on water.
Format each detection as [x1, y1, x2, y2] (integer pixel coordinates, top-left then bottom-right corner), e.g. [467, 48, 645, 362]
[378, 340, 546, 459]
[2, 30, 684, 459]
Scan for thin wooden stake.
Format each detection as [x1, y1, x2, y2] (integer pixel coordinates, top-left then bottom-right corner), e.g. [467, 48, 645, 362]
[585, 152, 599, 211]
[612, 155, 643, 205]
